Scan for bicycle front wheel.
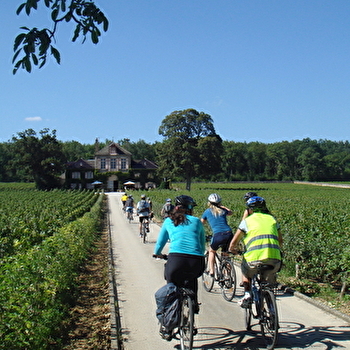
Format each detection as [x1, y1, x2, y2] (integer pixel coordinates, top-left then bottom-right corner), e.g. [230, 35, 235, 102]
[260, 290, 278, 349]
[179, 295, 194, 350]
[142, 223, 147, 243]
[202, 252, 214, 292]
[221, 261, 237, 301]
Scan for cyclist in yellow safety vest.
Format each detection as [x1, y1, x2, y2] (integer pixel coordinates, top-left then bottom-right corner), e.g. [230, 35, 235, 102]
[229, 196, 283, 308]
[121, 193, 128, 210]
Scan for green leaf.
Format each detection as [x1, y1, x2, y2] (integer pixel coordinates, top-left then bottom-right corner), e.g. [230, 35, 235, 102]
[103, 18, 109, 32]
[50, 47, 61, 64]
[24, 57, 32, 73]
[14, 33, 26, 51]
[12, 48, 22, 64]
[51, 8, 59, 21]
[16, 3, 26, 15]
[32, 53, 39, 66]
[91, 30, 98, 44]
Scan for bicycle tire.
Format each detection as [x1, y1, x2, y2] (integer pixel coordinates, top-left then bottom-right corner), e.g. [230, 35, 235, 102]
[202, 252, 214, 292]
[260, 290, 278, 349]
[179, 295, 194, 350]
[142, 222, 147, 243]
[220, 261, 237, 301]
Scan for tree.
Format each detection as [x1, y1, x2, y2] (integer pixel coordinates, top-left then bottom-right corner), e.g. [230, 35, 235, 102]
[10, 128, 66, 189]
[157, 109, 221, 191]
[12, 0, 108, 74]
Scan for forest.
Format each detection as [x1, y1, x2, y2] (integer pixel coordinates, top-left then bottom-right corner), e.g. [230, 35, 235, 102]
[1, 131, 350, 184]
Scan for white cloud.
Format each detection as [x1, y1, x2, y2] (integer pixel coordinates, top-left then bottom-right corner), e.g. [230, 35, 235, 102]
[25, 116, 42, 122]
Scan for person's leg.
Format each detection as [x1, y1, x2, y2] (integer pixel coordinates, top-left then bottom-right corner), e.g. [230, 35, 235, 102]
[208, 249, 216, 276]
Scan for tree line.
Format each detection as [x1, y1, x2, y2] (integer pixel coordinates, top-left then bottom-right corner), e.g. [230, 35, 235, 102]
[1, 110, 350, 189]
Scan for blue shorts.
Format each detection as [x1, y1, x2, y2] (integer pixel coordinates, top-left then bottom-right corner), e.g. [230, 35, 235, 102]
[210, 231, 233, 251]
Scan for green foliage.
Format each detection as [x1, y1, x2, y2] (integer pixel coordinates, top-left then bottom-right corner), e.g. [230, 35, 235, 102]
[10, 129, 66, 190]
[0, 189, 104, 349]
[157, 109, 222, 191]
[13, 0, 108, 74]
[148, 182, 350, 289]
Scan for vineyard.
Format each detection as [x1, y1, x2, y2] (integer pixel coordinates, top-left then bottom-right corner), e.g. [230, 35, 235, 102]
[0, 183, 104, 350]
[148, 182, 350, 299]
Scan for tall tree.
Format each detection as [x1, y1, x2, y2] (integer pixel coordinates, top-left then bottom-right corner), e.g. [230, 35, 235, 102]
[157, 109, 221, 191]
[10, 128, 66, 189]
[12, 0, 108, 74]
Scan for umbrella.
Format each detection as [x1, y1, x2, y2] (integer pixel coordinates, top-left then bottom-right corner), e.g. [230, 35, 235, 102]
[92, 181, 102, 185]
[124, 181, 135, 185]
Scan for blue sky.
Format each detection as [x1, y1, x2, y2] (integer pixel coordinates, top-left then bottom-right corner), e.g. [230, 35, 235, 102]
[1, 1, 350, 145]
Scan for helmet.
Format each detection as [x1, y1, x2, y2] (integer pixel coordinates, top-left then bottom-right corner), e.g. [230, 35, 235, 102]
[141, 194, 146, 199]
[243, 191, 258, 201]
[246, 196, 266, 211]
[208, 193, 221, 204]
[175, 195, 197, 210]
[166, 198, 172, 202]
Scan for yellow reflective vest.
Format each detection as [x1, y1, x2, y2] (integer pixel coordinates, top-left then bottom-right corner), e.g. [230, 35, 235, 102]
[243, 213, 281, 263]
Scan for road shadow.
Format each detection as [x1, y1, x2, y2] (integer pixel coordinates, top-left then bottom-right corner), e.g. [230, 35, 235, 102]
[170, 322, 350, 349]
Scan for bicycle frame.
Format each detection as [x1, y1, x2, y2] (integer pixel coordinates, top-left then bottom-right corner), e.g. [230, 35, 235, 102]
[202, 250, 237, 301]
[244, 265, 279, 350]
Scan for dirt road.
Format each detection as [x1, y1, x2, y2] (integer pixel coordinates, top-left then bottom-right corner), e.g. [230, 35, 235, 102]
[107, 192, 350, 350]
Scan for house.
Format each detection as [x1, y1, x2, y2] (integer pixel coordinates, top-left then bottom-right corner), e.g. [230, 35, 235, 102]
[64, 142, 158, 191]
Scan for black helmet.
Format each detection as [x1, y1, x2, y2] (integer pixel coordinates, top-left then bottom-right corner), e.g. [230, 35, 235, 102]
[243, 191, 258, 201]
[246, 196, 266, 211]
[175, 195, 197, 210]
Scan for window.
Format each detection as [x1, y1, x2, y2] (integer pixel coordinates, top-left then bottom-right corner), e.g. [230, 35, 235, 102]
[111, 158, 117, 169]
[121, 158, 127, 170]
[110, 145, 117, 155]
[72, 172, 81, 179]
[85, 171, 93, 179]
[100, 158, 106, 169]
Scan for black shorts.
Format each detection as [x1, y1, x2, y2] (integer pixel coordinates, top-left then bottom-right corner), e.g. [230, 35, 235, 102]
[139, 216, 149, 223]
[210, 231, 233, 251]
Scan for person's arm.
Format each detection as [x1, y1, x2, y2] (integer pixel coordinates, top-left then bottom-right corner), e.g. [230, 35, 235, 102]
[198, 220, 206, 255]
[154, 223, 170, 255]
[220, 205, 232, 216]
[229, 228, 245, 253]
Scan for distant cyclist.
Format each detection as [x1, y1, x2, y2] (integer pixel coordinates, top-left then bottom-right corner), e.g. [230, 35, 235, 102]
[121, 192, 128, 211]
[201, 193, 233, 276]
[137, 194, 150, 236]
[229, 196, 283, 308]
[242, 191, 258, 220]
[125, 195, 134, 217]
[160, 198, 174, 220]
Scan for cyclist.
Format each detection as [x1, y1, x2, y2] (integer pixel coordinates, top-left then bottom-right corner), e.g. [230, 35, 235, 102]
[121, 192, 128, 211]
[201, 193, 233, 276]
[242, 191, 258, 220]
[137, 194, 150, 236]
[160, 198, 174, 219]
[154, 195, 206, 312]
[229, 196, 282, 308]
[125, 195, 134, 218]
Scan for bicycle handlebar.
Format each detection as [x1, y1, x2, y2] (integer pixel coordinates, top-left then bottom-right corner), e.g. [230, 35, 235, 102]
[152, 254, 168, 260]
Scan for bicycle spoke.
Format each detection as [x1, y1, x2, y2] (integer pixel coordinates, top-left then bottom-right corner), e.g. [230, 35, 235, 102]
[179, 296, 194, 350]
[260, 290, 278, 349]
[221, 261, 236, 301]
[202, 252, 214, 292]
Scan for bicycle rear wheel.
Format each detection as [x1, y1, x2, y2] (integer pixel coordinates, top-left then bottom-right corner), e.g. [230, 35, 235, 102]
[260, 290, 278, 349]
[142, 223, 147, 243]
[202, 252, 214, 292]
[220, 261, 237, 301]
[179, 295, 194, 350]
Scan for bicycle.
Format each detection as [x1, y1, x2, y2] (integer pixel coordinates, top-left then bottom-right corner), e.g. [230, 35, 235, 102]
[126, 207, 133, 223]
[244, 263, 279, 350]
[202, 249, 237, 301]
[153, 254, 197, 350]
[140, 217, 149, 243]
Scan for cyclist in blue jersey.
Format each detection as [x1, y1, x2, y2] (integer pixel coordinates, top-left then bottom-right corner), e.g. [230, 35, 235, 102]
[154, 195, 206, 312]
[201, 193, 233, 276]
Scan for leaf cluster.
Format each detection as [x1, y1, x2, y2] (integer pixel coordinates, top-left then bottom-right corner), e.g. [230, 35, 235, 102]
[13, 0, 109, 74]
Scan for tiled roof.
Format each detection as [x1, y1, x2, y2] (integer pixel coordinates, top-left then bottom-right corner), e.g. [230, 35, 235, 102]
[95, 142, 132, 156]
[131, 159, 158, 169]
[66, 158, 94, 169]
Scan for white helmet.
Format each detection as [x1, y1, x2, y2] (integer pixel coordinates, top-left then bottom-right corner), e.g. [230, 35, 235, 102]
[208, 193, 221, 204]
